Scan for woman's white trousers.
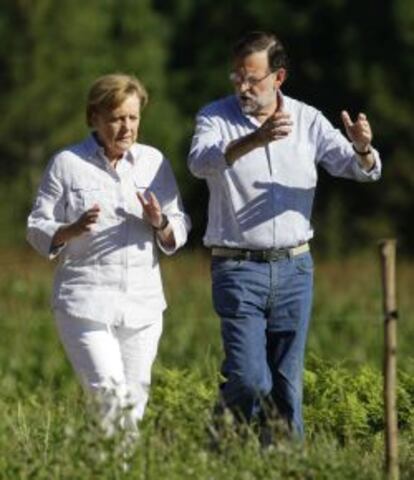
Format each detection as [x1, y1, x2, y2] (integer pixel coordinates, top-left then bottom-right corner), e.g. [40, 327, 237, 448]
[55, 311, 162, 437]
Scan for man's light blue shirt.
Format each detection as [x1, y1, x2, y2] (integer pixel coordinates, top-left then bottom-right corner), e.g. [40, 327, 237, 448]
[188, 93, 381, 250]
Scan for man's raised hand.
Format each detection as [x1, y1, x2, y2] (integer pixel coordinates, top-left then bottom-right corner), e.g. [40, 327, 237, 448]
[341, 110, 372, 152]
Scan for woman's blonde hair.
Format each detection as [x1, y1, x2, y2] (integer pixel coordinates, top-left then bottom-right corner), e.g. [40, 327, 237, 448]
[86, 73, 148, 127]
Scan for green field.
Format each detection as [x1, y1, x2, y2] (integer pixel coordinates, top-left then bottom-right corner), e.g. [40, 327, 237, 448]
[1, 248, 413, 479]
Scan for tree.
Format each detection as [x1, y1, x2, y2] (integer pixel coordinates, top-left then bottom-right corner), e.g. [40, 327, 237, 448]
[0, 0, 184, 243]
[154, 0, 414, 253]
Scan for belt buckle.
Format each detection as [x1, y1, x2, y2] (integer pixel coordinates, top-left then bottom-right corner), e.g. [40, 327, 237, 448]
[262, 250, 273, 262]
[268, 248, 286, 262]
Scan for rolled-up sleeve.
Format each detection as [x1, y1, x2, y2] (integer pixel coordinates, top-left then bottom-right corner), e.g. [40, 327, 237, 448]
[350, 148, 381, 181]
[187, 114, 230, 179]
[313, 112, 382, 182]
[27, 156, 67, 259]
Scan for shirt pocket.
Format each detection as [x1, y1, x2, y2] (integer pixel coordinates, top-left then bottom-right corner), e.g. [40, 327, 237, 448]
[67, 182, 116, 222]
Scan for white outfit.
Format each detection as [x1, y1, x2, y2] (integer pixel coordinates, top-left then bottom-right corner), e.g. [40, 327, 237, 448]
[27, 134, 190, 327]
[27, 134, 190, 434]
[55, 310, 162, 437]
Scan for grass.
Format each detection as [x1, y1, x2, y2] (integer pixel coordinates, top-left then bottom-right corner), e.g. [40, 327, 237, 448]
[0, 247, 413, 479]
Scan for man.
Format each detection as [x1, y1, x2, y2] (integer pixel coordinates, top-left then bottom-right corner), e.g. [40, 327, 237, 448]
[187, 31, 381, 440]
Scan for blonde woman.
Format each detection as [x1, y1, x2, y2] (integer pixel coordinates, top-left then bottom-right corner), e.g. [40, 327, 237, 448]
[27, 73, 190, 439]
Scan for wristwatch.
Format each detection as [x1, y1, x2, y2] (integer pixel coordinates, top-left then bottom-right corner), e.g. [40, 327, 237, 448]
[352, 144, 372, 156]
[154, 214, 169, 232]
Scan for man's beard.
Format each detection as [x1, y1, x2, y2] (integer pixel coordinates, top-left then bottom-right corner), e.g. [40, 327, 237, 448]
[237, 90, 276, 115]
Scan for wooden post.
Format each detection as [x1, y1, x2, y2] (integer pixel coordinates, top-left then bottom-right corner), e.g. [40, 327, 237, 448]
[379, 239, 399, 480]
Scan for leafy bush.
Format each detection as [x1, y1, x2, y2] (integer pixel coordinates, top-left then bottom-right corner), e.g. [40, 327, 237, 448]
[1, 252, 414, 478]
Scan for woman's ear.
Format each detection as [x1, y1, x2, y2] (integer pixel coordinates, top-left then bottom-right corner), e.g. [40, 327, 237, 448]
[89, 112, 98, 129]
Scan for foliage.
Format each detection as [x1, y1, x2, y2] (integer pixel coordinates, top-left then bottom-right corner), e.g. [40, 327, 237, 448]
[1, 250, 414, 478]
[305, 356, 414, 442]
[0, 0, 183, 196]
[153, 0, 414, 252]
[0, 0, 413, 252]
[1, 358, 414, 478]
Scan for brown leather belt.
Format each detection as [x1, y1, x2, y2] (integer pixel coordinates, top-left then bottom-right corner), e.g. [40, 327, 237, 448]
[211, 242, 309, 262]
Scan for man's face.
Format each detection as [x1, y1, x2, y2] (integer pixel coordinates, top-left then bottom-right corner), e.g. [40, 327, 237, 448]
[91, 93, 141, 160]
[231, 50, 285, 116]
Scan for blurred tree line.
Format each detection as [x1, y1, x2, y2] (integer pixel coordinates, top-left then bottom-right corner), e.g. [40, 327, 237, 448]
[0, 0, 413, 255]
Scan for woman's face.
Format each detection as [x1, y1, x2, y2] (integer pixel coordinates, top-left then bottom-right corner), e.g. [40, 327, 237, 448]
[91, 93, 141, 160]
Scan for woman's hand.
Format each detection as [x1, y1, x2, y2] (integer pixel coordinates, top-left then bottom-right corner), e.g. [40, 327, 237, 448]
[51, 204, 100, 248]
[137, 191, 175, 249]
[137, 191, 163, 228]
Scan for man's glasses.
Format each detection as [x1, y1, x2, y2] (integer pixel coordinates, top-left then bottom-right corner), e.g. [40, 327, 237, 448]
[229, 71, 274, 87]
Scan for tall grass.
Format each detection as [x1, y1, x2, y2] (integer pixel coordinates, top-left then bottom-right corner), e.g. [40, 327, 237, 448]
[1, 248, 413, 479]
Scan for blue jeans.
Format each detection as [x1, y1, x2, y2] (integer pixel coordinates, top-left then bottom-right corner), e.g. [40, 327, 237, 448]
[211, 251, 313, 438]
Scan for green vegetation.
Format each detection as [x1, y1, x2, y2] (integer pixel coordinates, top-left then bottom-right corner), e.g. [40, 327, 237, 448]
[1, 1, 414, 252]
[1, 249, 413, 479]
[1, 4, 413, 475]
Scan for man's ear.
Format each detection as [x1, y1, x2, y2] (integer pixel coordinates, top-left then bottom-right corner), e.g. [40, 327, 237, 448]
[274, 68, 287, 89]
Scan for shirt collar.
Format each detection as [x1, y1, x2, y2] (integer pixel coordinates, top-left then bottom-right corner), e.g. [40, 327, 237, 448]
[84, 132, 139, 166]
[237, 89, 286, 126]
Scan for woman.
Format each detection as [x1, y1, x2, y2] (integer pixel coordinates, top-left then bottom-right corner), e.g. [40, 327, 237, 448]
[27, 73, 190, 438]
